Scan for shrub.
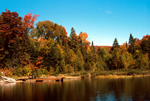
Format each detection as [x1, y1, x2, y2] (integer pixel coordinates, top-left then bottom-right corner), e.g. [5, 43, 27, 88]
[4, 67, 12, 76]
[65, 64, 74, 73]
[49, 66, 54, 75]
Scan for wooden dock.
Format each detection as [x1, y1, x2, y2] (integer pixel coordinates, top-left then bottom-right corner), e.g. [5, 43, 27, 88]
[17, 77, 63, 83]
[33, 78, 63, 82]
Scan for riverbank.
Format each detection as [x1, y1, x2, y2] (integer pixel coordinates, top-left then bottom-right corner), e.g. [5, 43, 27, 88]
[94, 69, 150, 78]
[60, 69, 150, 79]
[1, 69, 150, 83]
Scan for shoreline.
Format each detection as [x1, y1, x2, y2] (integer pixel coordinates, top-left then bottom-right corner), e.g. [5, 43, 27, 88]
[95, 74, 150, 78]
[1, 69, 150, 83]
[1, 74, 150, 84]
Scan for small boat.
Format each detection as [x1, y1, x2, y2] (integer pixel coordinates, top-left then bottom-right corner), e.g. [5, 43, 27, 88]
[1, 76, 16, 83]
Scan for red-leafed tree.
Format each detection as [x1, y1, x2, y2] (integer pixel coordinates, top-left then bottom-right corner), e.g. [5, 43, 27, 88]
[0, 9, 25, 47]
[0, 10, 39, 69]
[24, 13, 39, 29]
[0, 9, 26, 68]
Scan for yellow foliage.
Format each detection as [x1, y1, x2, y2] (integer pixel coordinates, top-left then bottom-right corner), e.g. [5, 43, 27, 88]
[49, 66, 54, 75]
[23, 65, 32, 76]
[57, 44, 64, 56]
[79, 32, 88, 41]
[79, 32, 90, 51]
[65, 64, 74, 73]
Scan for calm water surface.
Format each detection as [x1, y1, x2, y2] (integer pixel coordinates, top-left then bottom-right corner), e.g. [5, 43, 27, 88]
[0, 77, 150, 101]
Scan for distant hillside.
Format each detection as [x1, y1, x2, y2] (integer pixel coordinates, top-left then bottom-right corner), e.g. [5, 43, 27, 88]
[94, 46, 112, 52]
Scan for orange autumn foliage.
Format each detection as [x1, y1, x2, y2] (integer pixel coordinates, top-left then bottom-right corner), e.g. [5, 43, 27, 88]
[134, 38, 141, 47]
[78, 32, 89, 43]
[35, 57, 43, 69]
[120, 42, 129, 48]
[142, 34, 150, 40]
[79, 32, 90, 50]
[63, 27, 68, 35]
[4, 67, 12, 76]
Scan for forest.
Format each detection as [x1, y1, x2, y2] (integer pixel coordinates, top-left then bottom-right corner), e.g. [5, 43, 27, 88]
[0, 10, 150, 77]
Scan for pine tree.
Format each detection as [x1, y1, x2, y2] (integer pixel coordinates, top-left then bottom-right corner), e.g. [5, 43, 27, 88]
[59, 58, 65, 72]
[110, 48, 120, 69]
[113, 38, 119, 47]
[128, 33, 135, 54]
[126, 41, 128, 48]
[110, 38, 119, 52]
[129, 33, 134, 46]
[76, 49, 84, 71]
[71, 27, 75, 35]
[68, 27, 79, 52]
[91, 41, 95, 53]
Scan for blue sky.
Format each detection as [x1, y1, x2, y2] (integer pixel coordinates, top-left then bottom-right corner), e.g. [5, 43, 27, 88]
[0, 0, 150, 46]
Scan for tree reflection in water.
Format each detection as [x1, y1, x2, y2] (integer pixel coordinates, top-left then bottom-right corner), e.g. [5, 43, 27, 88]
[0, 77, 150, 101]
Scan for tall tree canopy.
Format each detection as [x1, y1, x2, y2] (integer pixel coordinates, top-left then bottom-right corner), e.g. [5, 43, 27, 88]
[0, 9, 25, 47]
[33, 20, 67, 41]
[0, 9, 26, 68]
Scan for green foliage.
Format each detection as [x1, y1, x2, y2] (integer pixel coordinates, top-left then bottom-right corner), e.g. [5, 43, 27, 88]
[76, 49, 84, 71]
[35, 68, 49, 77]
[59, 58, 66, 72]
[141, 39, 150, 54]
[34, 20, 67, 41]
[84, 61, 92, 71]
[68, 27, 79, 52]
[96, 56, 107, 70]
[128, 33, 135, 54]
[65, 64, 74, 73]
[113, 38, 119, 47]
[134, 50, 149, 69]
[91, 41, 95, 53]
[129, 33, 134, 46]
[119, 51, 133, 69]
[109, 48, 120, 69]
[49, 66, 54, 75]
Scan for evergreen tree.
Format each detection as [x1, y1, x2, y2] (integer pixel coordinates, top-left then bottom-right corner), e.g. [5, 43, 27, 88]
[91, 41, 95, 53]
[59, 58, 66, 72]
[109, 48, 120, 69]
[128, 33, 135, 54]
[84, 61, 91, 71]
[129, 33, 134, 46]
[76, 49, 84, 71]
[126, 41, 128, 48]
[84, 51, 98, 71]
[113, 38, 119, 47]
[110, 38, 119, 52]
[68, 27, 79, 52]
[71, 27, 75, 35]
[50, 44, 64, 72]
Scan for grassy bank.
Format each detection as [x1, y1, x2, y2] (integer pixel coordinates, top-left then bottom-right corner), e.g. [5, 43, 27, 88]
[64, 69, 150, 78]
[1, 69, 150, 80]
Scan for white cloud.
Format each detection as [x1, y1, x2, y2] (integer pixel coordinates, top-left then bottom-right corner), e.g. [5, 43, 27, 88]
[106, 11, 112, 14]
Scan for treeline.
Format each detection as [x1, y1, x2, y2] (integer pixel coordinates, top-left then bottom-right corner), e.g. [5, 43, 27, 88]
[0, 10, 150, 76]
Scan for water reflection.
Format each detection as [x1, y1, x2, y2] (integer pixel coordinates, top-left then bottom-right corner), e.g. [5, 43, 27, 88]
[0, 77, 150, 101]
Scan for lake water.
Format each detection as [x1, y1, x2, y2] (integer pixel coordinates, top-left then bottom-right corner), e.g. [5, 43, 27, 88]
[0, 77, 150, 101]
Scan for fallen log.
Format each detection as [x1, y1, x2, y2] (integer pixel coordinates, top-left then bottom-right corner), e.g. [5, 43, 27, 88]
[1, 76, 16, 83]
